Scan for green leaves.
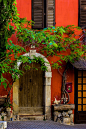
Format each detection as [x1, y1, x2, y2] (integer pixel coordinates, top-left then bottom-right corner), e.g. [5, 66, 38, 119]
[53, 43, 58, 47]
[2, 82, 7, 89]
[3, 0, 7, 6]
[0, 0, 85, 90]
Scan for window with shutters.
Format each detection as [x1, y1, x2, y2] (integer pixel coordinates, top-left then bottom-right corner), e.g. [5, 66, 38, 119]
[79, 0, 86, 27]
[32, 0, 55, 29]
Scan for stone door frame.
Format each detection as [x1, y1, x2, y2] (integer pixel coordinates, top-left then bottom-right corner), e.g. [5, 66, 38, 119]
[13, 50, 52, 120]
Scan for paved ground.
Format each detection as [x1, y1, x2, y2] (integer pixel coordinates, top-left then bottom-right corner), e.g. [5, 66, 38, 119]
[6, 120, 86, 129]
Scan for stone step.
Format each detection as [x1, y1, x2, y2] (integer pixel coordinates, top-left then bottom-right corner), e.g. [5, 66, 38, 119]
[17, 115, 45, 121]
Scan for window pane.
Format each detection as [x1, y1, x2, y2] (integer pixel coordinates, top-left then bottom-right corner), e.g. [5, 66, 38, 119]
[83, 92, 86, 97]
[78, 98, 82, 104]
[78, 85, 82, 90]
[83, 98, 86, 104]
[78, 105, 82, 111]
[83, 105, 86, 111]
[78, 71, 82, 77]
[78, 78, 82, 83]
[83, 85, 86, 90]
[83, 78, 86, 83]
[83, 71, 86, 77]
[78, 92, 82, 97]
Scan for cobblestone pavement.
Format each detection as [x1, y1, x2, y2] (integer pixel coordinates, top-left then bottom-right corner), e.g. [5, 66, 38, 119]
[6, 120, 86, 129]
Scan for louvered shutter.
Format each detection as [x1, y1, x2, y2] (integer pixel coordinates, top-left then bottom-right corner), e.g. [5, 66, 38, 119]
[79, 0, 86, 27]
[47, 0, 55, 27]
[32, 0, 44, 29]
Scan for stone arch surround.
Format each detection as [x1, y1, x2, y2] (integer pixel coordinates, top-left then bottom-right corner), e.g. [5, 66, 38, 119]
[13, 50, 52, 120]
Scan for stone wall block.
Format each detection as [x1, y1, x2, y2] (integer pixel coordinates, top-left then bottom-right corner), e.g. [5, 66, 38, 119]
[13, 79, 19, 115]
[23, 53, 30, 57]
[36, 53, 45, 58]
[45, 107, 51, 120]
[58, 112, 61, 117]
[17, 61, 22, 69]
[63, 117, 71, 125]
[45, 72, 52, 77]
[45, 77, 51, 85]
[68, 110, 72, 115]
[62, 111, 68, 117]
[29, 50, 36, 59]
[46, 65, 51, 72]
[44, 62, 50, 67]
[70, 114, 74, 123]
[45, 86, 51, 106]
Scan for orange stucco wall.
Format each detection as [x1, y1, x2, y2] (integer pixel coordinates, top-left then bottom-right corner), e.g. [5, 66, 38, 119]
[0, 0, 79, 112]
[16, 0, 79, 106]
[15, 0, 78, 105]
[47, 55, 74, 105]
[55, 0, 78, 26]
[16, 0, 78, 26]
[16, 0, 31, 21]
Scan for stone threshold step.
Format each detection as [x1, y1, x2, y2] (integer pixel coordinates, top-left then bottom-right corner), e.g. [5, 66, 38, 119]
[19, 115, 44, 121]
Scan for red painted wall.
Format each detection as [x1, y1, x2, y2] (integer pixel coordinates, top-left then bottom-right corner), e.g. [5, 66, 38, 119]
[47, 56, 74, 105]
[16, 0, 78, 26]
[16, 0, 78, 105]
[16, 0, 31, 21]
[0, 0, 79, 112]
[55, 0, 78, 26]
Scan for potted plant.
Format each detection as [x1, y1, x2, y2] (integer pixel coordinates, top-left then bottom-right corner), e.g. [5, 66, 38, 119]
[1, 115, 4, 121]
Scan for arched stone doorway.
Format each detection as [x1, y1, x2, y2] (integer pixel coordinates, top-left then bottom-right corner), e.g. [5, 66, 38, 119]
[13, 50, 52, 120]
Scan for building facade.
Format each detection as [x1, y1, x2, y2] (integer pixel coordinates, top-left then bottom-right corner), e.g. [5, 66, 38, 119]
[0, 0, 86, 124]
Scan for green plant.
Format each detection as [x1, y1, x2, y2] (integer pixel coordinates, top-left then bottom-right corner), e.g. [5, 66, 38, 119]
[1, 115, 4, 121]
[0, 0, 86, 111]
[1, 113, 4, 121]
[4, 102, 12, 108]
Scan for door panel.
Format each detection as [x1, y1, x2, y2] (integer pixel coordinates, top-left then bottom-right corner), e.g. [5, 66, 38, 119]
[75, 69, 86, 123]
[19, 62, 44, 115]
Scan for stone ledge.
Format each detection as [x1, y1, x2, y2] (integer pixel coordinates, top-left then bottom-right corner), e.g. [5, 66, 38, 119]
[54, 104, 75, 111]
[53, 104, 75, 125]
[14, 115, 44, 121]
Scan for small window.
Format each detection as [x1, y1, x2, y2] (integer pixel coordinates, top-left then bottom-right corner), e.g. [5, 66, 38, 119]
[32, 0, 55, 29]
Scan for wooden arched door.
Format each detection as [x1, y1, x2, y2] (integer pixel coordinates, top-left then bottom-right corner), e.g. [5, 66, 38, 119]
[19, 62, 44, 115]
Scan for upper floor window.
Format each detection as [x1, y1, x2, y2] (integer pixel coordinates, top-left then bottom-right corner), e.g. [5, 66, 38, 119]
[32, 0, 55, 29]
[79, 0, 86, 27]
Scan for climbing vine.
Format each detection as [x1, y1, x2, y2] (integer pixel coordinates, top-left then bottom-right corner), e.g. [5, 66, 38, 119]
[0, 0, 86, 91]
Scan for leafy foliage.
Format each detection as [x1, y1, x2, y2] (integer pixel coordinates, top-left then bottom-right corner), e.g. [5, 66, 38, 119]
[0, 0, 86, 92]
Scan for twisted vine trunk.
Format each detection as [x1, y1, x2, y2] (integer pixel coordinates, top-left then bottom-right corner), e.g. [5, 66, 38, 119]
[60, 63, 70, 104]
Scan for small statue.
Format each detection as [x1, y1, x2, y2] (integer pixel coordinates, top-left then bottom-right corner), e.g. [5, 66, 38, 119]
[54, 98, 60, 105]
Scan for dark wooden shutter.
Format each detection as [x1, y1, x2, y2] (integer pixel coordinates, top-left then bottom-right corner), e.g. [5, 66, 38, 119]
[47, 0, 55, 27]
[79, 0, 86, 27]
[32, 0, 44, 29]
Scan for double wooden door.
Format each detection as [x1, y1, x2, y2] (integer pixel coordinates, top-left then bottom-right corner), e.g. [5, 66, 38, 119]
[19, 62, 44, 115]
[75, 69, 86, 123]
